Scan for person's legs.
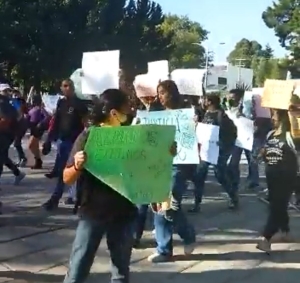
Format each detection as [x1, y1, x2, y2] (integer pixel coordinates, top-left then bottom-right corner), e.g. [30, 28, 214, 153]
[228, 146, 243, 194]
[106, 219, 134, 283]
[214, 147, 237, 208]
[43, 140, 73, 210]
[149, 166, 195, 262]
[134, 204, 149, 245]
[28, 134, 42, 169]
[191, 161, 210, 211]
[258, 172, 292, 253]
[14, 118, 28, 166]
[45, 140, 61, 179]
[5, 157, 26, 185]
[246, 137, 263, 189]
[64, 216, 105, 283]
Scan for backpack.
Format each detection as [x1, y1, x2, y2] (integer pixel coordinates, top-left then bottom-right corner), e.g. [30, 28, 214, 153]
[217, 110, 237, 148]
[0, 95, 19, 131]
[73, 127, 91, 214]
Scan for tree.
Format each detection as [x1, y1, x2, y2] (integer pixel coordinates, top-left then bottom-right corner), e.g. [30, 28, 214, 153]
[160, 14, 209, 70]
[227, 39, 263, 68]
[0, 0, 174, 91]
[262, 0, 300, 77]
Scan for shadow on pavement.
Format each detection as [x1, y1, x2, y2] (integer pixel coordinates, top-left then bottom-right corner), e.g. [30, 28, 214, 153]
[0, 267, 299, 283]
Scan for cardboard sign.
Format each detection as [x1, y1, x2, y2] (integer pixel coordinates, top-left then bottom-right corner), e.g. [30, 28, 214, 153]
[262, 79, 294, 110]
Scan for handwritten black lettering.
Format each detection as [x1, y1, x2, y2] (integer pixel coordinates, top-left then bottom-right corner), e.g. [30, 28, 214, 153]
[91, 148, 147, 161]
[179, 132, 195, 150]
[146, 130, 158, 147]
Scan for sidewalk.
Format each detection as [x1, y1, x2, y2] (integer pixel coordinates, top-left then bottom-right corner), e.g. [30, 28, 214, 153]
[0, 166, 299, 283]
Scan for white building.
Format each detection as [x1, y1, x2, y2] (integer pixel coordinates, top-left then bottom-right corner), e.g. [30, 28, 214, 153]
[206, 63, 253, 90]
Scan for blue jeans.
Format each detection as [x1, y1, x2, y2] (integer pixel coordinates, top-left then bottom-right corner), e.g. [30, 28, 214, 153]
[134, 204, 149, 242]
[194, 148, 233, 204]
[51, 139, 74, 201]
[154, 166, 196, 256]
[229, 137, 263, 192]
[64, 215, 134, 283]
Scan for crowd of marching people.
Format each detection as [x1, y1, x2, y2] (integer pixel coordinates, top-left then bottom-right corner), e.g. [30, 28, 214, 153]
[0, 78, 299, 283]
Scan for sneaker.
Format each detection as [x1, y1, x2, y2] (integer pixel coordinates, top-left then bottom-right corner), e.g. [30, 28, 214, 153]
[64, 198, 75, 205]
[31, 158, 43, 170]
[18, 158, 27, 167]
[256, 237, 271, 254]
[42, 198, 59, 211]
[147, 253, 171, 263]
[228, 197, 239, 210]
[184, 243, 196, 255]
[188, 203, 201, 213]
[44, 172, 58, 179]
[14, 172, 26, 186]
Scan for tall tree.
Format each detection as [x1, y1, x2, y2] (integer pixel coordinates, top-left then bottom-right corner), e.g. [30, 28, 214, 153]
[262, 0, 300, 77]
[0, 0, 174, 91]
[160, 14, 209, 70]
[227, 38, 265, 68]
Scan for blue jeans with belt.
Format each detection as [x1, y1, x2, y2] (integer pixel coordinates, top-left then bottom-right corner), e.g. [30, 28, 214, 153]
[154, 165, 196, 256]
[194, 147, 233, 204]
[64, 215, 134, 283]
[51, 139, 74, 201]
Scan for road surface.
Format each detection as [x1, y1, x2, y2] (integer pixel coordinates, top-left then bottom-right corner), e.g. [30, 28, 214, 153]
[0, 142, 298, 283]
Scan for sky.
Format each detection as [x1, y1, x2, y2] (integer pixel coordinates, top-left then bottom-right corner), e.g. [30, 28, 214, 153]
[156, 0, 287, 63]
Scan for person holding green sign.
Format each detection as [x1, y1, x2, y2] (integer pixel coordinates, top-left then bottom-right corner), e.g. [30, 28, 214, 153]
[62, 88, 176, 283]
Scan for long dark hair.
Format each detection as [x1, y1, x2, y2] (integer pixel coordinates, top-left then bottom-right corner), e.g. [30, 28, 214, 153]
[271, 109, 291, 132]
[157, 80, 182, 109]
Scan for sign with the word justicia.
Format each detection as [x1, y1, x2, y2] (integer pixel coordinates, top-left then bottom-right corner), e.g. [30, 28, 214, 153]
[136, 108, 199, 164]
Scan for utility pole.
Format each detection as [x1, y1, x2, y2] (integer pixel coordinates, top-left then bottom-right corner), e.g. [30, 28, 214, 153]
[235, 58, 247, 82]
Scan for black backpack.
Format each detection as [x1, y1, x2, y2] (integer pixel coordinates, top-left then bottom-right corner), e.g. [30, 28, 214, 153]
[217, 110, 237, 148]
[0, 95, 19, 131]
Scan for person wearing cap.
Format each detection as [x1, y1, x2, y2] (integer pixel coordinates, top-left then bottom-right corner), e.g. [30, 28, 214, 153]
[0, 84, 12, 96]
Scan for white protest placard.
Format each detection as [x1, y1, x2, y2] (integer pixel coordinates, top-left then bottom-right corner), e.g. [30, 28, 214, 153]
[171, 69, 205, 96]
[252, 88, 271, 118]
[81, 50, 119, 95]
[233, 116, 254, 151]
[147, 60, 169, 80]
[70, 68, 85, 99]
[196, 123, 219, 165]
[136, 108, 199, 164]
[42, 94, 61, 114]
[133, 74, 158, 98]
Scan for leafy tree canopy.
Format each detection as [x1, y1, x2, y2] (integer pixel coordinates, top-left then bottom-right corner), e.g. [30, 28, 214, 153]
[262, 0, 300, 77]
[160, 14, 209, 70]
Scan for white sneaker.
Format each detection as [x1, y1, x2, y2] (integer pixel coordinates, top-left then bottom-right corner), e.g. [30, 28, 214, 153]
[14, 172, 26, 186]
[256, 237, 271, 254]
[184, 243, 196, 255]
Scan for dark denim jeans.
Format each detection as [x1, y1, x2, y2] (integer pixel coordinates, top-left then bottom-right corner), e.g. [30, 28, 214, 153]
[51, 139, 74, 200]
[64, 215, 134, 283]
[229, 137, 263, 192]
[154, 165, 196, 256]
[194, 147, 233, 204]
[134, 204, 149, 242]
[0, 134, 13, 177]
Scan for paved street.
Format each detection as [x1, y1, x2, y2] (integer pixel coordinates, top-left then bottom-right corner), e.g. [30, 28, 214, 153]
[0, 145, 299, 283]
